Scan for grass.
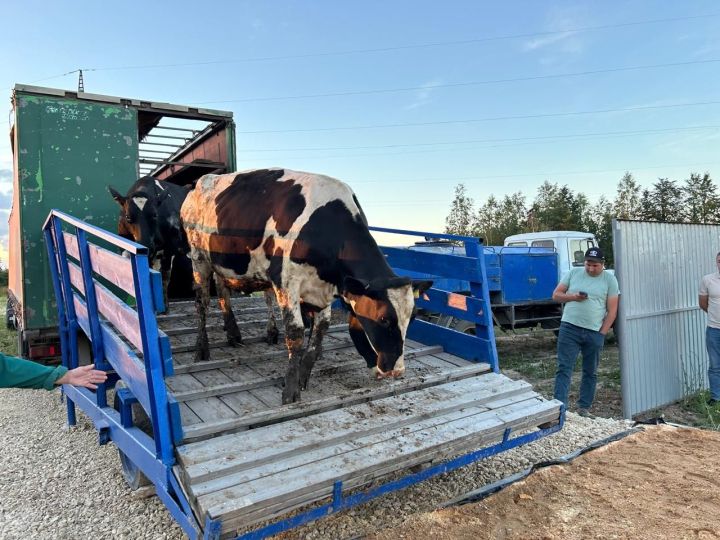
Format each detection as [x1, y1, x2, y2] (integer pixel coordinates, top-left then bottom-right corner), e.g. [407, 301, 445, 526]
[680, 390, 720, 430]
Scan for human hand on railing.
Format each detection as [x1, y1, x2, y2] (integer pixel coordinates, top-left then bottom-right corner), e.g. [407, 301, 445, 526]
[55, 364, 108, 390]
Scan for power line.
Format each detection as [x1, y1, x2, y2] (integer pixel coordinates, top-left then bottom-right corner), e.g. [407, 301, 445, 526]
[235, 125, 720, 153]
[196, 58, 720, 104]
[349, 161, 720, 184]
[61, 12, 720, 73]
[234, 100, 720, 134]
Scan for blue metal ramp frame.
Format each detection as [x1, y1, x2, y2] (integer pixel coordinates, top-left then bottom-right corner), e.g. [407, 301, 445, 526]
[43, 211, 564, 540]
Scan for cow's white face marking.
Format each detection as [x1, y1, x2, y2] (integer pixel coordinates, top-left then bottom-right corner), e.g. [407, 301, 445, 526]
[132, 196, 148, 211]
[154, 180, 165, 191]
[385, 285, 415, 377]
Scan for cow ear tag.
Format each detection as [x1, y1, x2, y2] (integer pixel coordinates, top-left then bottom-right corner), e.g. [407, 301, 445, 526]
[413, 290, 420, 299]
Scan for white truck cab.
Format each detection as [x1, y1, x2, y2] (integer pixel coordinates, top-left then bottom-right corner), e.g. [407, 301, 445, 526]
[503, 231, 599, 280]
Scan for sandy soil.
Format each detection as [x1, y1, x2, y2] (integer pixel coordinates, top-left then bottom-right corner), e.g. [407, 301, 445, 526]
[370, 425, 720, 540]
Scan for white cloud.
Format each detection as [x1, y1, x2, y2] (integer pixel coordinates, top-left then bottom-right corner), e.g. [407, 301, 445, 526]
[404, 79, 442, 110]
[523, 31, 579, 52]
[522, 6, 589, 62]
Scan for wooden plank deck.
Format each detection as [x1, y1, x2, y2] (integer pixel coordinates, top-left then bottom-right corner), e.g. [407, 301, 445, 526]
[157, 297, 562, 536]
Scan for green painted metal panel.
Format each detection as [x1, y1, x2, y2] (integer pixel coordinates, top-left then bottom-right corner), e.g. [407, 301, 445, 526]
[15, 93, 139, 330]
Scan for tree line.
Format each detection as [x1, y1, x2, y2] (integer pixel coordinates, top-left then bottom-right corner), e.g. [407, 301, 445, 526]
[445, 172, 717, 267]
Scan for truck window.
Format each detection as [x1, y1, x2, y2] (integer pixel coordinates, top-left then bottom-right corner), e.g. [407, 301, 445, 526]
[569, 238, 596, 266]
[531, 240, 554, 248]
[507, 241, 528, 247]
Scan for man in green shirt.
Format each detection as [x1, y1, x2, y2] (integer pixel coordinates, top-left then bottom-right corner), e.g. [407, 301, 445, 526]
[0, 354, 107, 390]
[551, 247, 619, 418]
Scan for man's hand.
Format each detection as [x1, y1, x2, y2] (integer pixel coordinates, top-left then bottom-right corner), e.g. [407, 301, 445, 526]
[55, 364, 108, 390]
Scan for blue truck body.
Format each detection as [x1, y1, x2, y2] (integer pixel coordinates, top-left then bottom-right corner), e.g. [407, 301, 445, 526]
[404, 240, 562, 331]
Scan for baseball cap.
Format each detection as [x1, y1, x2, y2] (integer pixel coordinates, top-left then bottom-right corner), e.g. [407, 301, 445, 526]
[584, 247, 604, 262]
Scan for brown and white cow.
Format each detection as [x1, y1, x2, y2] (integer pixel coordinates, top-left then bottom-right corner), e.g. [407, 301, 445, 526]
[180, 168, 431, 404]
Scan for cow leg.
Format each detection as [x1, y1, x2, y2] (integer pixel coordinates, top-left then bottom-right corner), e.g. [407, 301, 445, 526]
[279, 304, 305, 405]
[213, 274, 242, 347]
[160, 255, 172, 314]
[264, 290, 279, 344]
[299, 306, 331, 391]
[191, 261, 212, 362]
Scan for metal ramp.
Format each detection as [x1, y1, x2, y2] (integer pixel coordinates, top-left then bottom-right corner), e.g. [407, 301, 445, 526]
[159, 298, 561, 537]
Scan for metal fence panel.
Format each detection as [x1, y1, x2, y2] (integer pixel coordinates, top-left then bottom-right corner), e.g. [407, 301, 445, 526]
[613, 219, 720, 418]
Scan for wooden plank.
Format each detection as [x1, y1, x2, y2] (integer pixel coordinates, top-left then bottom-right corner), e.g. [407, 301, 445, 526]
[190, 368, 272, 418]
[180, 363, 491, 441]
[86, 239, 136, 297]
[164, 318, 272, 336]
[68, 261, 143, 351]
[224, 402, 558, 533]
[73, 294, 150, 413]
[211, 397, 558, 523]
[191, 391, 540, 499]
[62, 231, 80, 260]
[199, 397, 560, 521]
[177, 374, 530, 476]
[179, 374, 525, 468]
[165, 373, 238, 425]
[158, 305, 274, 324]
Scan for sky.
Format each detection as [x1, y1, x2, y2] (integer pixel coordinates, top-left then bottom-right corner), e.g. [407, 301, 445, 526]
[1, 0, 719, 255]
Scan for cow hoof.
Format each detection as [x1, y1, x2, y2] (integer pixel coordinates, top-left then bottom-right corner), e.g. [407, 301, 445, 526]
[281, 388, 301, 404]
[227, 336, 243, 347]
[193, 349, 210, 362]
[265, 330, 279, 345]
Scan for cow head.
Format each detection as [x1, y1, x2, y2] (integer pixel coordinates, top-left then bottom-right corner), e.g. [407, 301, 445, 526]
[342, 276, 432, 379]
[108, 182, 165, 260]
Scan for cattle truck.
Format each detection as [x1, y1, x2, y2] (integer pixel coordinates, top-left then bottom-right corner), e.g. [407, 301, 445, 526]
[407, 230, 600, 333]
[7, 84, 237, 361]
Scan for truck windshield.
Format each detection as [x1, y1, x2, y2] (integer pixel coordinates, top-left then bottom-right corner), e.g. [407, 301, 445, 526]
[570, 238, 596, 266]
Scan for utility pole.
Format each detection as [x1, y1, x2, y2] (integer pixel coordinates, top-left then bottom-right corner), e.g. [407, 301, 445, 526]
[78, 70, 84, 92]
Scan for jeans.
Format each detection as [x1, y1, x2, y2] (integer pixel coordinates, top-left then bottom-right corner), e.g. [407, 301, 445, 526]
[705, 327, 720, 400]
[554, 321, 605, 409]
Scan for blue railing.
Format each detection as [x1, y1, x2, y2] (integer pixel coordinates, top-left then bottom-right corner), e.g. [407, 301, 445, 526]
[371, 227, 499, 372]
[42, 209, 200, 537]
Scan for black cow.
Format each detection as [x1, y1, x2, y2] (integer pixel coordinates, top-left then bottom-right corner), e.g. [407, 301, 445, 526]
[108, 177, 191, 311]
[180, 168, 431, 404]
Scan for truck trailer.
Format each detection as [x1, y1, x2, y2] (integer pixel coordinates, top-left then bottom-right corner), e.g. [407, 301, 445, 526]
[7, 84, 236, 361]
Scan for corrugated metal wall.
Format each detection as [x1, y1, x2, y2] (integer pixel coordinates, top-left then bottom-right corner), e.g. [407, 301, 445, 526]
[613, 219, 720, 418]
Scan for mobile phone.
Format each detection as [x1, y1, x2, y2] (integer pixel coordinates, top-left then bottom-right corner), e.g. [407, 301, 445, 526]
[578, 291, 588, 298]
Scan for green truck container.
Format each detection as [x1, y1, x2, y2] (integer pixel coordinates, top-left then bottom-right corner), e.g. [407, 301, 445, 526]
[8, 84, 236, 361]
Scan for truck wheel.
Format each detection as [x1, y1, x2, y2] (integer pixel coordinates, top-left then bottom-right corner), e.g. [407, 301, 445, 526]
[113, 382, 152, 490]
[451, 319, 476, 335]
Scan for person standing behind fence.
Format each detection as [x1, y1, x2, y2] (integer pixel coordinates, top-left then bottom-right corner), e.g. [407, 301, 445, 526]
[551, 247, 619, 418]
[698, 252, 720, 406]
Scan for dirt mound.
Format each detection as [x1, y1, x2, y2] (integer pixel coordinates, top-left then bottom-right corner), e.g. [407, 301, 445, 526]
[370, 425, 720, 540]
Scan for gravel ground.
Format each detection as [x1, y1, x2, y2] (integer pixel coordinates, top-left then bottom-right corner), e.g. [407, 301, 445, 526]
[0, 386, 630, 540]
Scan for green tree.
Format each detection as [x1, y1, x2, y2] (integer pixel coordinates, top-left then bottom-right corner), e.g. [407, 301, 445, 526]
[474, 192, 527, 245]
[445, 183, 475, 236]
[529, 181, 587, 231]
[585, 195, 614, 266]
[684, 172, 718, 223]
[651, 178, 683, 221]
[614, 172, 641, 219]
